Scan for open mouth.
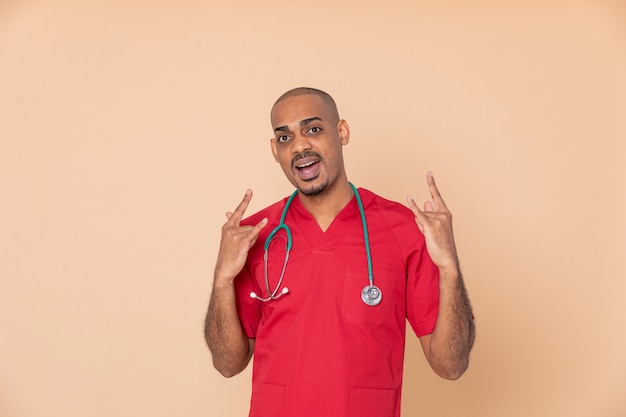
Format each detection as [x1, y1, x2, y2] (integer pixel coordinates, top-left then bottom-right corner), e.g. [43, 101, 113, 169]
[293, 155, 321, 181]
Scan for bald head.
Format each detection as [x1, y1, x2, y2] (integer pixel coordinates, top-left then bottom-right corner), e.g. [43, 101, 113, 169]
[271, 87, 340, 122]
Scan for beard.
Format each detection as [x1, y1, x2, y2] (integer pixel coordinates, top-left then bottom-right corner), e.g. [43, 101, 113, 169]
[298, 179, 329, 196]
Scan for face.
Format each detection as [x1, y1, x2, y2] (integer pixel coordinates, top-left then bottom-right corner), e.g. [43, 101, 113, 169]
[270, 94, 350, 196]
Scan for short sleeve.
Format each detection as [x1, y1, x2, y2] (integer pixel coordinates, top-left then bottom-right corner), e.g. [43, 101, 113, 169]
[234, 261, 262, 338]
[405, 234, 440, 337]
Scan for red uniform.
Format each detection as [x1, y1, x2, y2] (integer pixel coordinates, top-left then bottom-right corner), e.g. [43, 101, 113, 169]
[235, 188, 440, 417]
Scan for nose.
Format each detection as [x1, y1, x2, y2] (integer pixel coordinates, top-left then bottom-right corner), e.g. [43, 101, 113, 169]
[291, 132, 312, 155]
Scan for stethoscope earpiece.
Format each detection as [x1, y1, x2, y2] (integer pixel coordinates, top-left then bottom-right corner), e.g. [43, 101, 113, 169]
[250, 287, 289, 302]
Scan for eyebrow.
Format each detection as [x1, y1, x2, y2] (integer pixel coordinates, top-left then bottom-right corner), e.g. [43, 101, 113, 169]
[274, 117, 323, 133]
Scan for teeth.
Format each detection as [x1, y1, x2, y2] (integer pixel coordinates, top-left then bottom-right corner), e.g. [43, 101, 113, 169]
[297, 161, 316, 168]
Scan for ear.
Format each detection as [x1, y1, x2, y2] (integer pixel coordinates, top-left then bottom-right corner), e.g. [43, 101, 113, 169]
[270, 138, 279, 162]
[337, 119, 350, 145]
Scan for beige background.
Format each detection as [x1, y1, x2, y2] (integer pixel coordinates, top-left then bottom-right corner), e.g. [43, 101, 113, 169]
[1, 1, 625, 416]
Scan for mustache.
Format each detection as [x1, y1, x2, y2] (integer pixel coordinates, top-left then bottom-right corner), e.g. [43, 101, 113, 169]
[291, 151, 323, 169]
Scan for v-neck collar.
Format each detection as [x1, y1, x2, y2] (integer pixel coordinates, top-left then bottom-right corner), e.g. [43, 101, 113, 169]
[288, 191, 361, 250]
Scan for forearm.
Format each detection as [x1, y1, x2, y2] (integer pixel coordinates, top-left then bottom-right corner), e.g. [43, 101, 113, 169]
[204, 278, 253, 378]
[426, 265, 475, 380]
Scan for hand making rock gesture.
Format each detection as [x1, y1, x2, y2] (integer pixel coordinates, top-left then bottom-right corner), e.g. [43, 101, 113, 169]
[407, 172, 459, 272]
[215, 190, 268, 285]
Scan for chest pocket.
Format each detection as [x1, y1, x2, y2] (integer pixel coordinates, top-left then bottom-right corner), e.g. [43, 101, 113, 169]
[341, 265, 396, 325]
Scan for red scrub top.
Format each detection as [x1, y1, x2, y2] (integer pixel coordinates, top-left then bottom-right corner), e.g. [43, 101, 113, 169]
[235, 188, 440, 417]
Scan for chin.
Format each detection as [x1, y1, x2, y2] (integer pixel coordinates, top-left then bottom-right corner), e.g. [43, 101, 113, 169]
[297, 179, 329, 196]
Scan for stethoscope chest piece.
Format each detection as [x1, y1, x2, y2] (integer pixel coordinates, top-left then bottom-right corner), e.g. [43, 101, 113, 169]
[361, 284, 382, 306]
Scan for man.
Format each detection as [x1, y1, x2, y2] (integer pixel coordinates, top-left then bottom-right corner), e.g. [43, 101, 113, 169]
[205, 87, 475, 417]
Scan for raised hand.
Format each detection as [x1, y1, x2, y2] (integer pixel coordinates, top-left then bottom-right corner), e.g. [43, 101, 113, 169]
[407, 172, 458, 271]
[408, 173, 475, 379]
[215, 190, 268, 285]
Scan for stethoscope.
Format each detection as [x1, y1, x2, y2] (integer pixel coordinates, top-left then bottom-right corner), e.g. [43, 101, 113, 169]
[249, 183, 382, 307]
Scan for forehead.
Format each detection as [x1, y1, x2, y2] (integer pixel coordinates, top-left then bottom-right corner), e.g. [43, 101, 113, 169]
[271, 94, 331, 129]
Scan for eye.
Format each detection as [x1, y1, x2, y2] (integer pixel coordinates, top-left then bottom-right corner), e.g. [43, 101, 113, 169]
[308, 126, 322, 134]
[277, 134, 290, 143]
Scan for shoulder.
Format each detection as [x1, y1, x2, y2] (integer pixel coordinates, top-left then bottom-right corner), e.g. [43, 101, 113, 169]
[240, 197, 287, 226]
[359, 187, 423, 239]
[359, 188, 427, 257]
[359, 188, 415, 221]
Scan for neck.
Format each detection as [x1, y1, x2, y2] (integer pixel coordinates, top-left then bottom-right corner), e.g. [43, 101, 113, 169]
[298, 179, 353, 232]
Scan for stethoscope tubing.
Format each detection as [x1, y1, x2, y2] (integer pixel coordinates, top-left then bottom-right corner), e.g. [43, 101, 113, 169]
[350, 183, 374, 287]
[251, 183, 381, 306]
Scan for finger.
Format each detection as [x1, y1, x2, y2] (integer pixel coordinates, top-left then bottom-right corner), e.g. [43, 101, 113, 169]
[407, 195, 422, 215]
[407, 195, 427, 224]
[225, 212, 233, 219]
[426, 172, 448, 212]
[424, 201, 434, 213]
[228, 189, 253, 224]
[408, 196, 427, 233]
[246, 217, 268, 245]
